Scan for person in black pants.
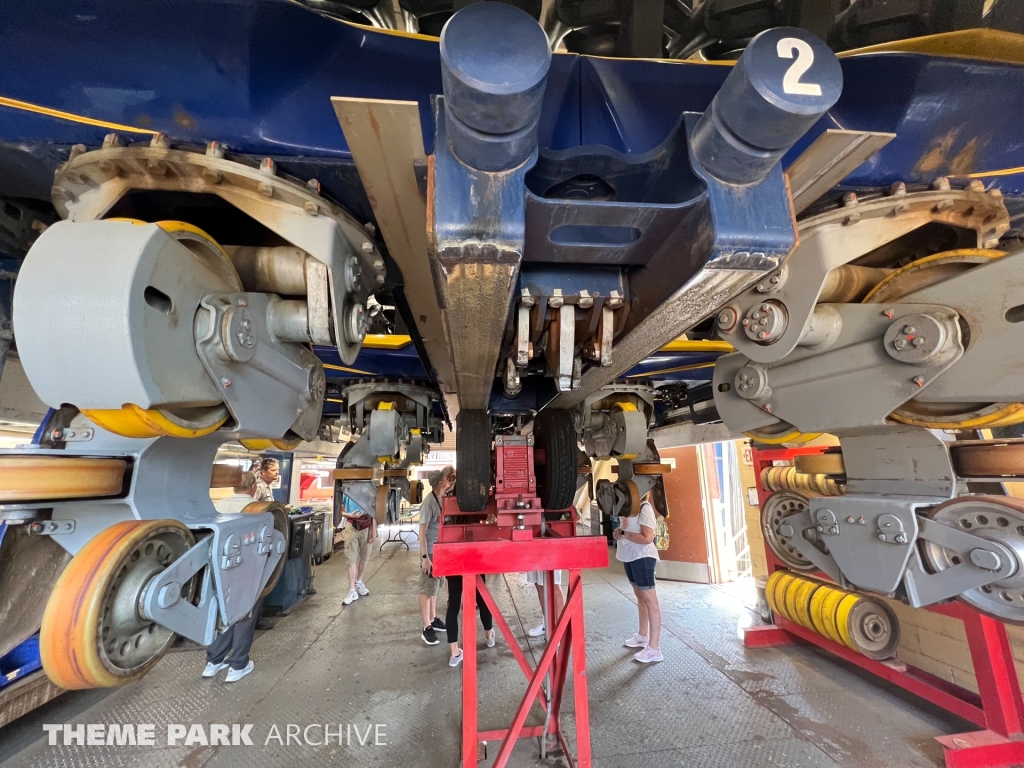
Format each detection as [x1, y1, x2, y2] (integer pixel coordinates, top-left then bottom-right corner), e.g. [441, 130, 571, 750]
[202, 597, 264, 682]
[446, 575, 496, 667]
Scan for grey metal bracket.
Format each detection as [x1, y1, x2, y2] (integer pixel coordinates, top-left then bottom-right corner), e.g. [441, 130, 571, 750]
[775, 508, 845, 585]
[194, 292, 325, 440]
[142, 536, 219, 646]
[27, 519, 76, 535]
[903, 517, 1018, 608]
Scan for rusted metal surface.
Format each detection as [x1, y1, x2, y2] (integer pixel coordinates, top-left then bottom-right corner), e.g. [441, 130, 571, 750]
[0, 527, 71, 658]
[331, 97, 457, 393]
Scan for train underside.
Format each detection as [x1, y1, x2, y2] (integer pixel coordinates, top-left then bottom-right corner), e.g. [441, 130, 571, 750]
[3, 0, 1024, 691]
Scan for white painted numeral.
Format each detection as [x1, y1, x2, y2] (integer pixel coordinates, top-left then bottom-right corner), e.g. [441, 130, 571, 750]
[776, 37, 822, 97]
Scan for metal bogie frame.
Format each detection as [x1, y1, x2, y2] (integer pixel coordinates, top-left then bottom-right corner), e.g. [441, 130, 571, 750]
[0, 415, 286, 646]
[747, 445, 1024, 768]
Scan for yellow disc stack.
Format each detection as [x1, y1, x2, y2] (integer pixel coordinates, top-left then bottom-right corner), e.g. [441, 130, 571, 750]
[764, 570, 900, 660]
[760, 465, 843, 496]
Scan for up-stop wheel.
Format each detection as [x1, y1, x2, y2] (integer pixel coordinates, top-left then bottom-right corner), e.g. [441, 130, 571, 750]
[40, 519, 195, 689]
[534, 409, 578, 511]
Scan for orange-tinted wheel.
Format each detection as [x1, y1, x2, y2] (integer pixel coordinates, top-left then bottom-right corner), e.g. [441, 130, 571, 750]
[40, 519, 194, 689]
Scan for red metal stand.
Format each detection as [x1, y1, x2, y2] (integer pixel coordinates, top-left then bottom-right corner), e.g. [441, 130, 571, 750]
[746, 446, 1024, 768]
[432, 436, 608, 767]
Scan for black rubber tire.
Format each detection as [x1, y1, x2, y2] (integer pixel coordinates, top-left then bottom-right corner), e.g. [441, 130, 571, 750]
[456, 410, 491, 512]
[535, 409, 578, 510]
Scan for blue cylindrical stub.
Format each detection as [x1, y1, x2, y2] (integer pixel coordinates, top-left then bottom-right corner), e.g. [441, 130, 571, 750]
[692, 27, 842, 184]
[440, 2, 551, 136]
[445, 108, 540, 172]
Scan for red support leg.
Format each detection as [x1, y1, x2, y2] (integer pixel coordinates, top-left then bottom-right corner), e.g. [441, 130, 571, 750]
[462, 573, 478, 768]
[568, 570, 593, 768]
[492, 585, 583, 768]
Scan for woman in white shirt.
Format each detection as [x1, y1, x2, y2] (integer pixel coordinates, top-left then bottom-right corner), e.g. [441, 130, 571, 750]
[613, 493, 663, 663]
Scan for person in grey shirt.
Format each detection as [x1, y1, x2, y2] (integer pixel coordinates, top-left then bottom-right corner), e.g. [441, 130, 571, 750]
[419, 466, 454, 645]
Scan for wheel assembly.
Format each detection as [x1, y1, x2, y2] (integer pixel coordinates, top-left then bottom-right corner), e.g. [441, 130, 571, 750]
[766, 570, 900, 660]
[40, 519, 195, 689]
[761, 492, 829, 572]
[0, 457, 127, 502]
[922, 496, 1024, 624]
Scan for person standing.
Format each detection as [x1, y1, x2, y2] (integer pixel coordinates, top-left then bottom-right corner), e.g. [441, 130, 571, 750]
[418, 467, 453, 645]
[340, 492, 376, 606]
[254, 458, 279, 502]
[203, 472, 263, 682]
[526, 571, 565, 638]
[614, 493, 663, 663]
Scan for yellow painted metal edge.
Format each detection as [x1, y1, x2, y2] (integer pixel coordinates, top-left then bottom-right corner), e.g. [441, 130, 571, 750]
[837, 28, 1024, 66]
[363, 334, 412, 349]
[0, 96, 158, 134]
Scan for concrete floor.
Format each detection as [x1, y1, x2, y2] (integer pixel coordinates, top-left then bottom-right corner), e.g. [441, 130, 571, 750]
[1, 531, 974, 768]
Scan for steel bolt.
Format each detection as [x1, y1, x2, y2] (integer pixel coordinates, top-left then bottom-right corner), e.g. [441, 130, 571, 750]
[912, 337, 926, 347]
[206, 141, 225, 158]
[858, 516, 865, 525]
[889, 181, 907, 197]
[548, 295, 564, 308]
[843, 192, 859, 206]
[257, 181, 273, 197]
[968, 179, 985, 193]
[304, 201, 319, 216]
[717, 306, 738, 330]
[847, 516, 855, 523]
[932, 177, 951, 192]
[260, 157, 277, 176]
[156, 582, 181, 609]
[913, 376, 925, 387]
[150, 132, 171, 149]
[307, 178, 322, 194]
[361, 242, 374, 253]
[102, 133, 124, 149]
[221, 377, 232, 387]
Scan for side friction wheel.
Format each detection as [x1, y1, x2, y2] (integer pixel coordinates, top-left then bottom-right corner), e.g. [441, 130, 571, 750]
[40, 520, 194, 689]
[761, 492, 827, 572]
[535, 409, 579, 511]
[456, 410, 492, 512]
[243, 501, 291, 598]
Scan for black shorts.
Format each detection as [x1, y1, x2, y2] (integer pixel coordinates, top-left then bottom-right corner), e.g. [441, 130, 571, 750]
[623, 557, 657, 590]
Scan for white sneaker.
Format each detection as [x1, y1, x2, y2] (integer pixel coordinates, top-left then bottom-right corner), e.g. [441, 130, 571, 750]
[202, 662, 227, 678]
[449, 650, 464, 668]
[624, 633, 649, 648]
[528, 624, 546, 637]
[355, 580, 369, 596]
[633, 646, 663, 664]
[224, 661, 255, 682]
[486, 630, 496, 648]
[343, 589, 359, 605]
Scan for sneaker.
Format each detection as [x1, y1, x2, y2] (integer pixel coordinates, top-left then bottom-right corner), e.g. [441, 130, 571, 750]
[624, 633, 649, 648]
[486, 630, 496, 648]
[355, 580, 369, 596]
[449, 650, 464, 668]
[431, 617, 447, 632]
[202, 662, 227, 678]
[633, 646, 663, 664]
[343, 589, 359, 605]
[224, 661, 255, 682]
[422, 626, 440, 645]
[528, 624, 546, 637]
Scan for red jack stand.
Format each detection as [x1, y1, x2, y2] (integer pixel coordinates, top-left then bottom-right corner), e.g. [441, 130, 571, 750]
[432, 435, 608, 767]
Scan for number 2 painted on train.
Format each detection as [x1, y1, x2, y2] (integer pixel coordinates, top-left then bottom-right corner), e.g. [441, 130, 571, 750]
[776, 37, 822, 97]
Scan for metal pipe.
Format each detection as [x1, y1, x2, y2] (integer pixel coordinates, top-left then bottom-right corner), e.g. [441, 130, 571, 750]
[227, 246, 309, 295]
[797, 304, 842, 348]
[819, 265, 891, 303]
[267, 298, 311, 343]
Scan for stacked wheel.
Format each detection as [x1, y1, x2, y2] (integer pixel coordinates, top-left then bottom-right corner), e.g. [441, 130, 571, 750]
[766, 570, 900, 660]
[40, 519, 195, 689]
[456, 410, 492, 512]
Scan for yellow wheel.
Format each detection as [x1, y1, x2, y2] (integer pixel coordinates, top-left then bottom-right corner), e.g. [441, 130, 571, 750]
[864, 249, 1024, 429]
[40, 519, 194, 689]
[792, 579, 820, 630]
[783, 574, 807, 625]
[767, 571, 794, 620]
[808, 584, 835, 639]
[765, 571, 787, 618]
[240, 437, 303, 451]
[83, 403, 228, 439]
[833, 594, 861, 650]
[746, 423, 822, 446]
[242, 501, 290, 598]
[0, 457, 126, 502]
[817, 586, 847, 645]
